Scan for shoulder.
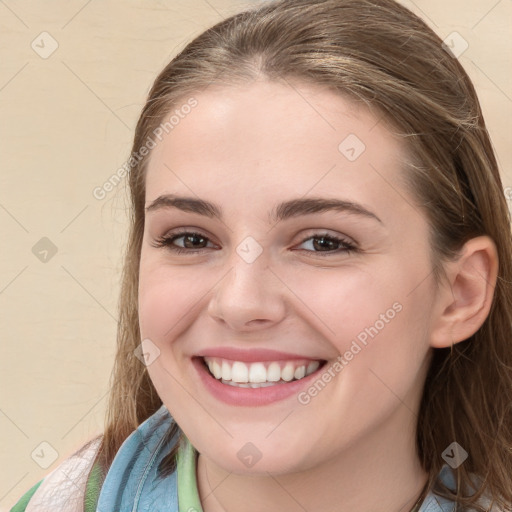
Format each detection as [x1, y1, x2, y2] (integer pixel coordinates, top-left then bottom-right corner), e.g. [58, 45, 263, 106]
[10, 435, 102, 512]
[11, 405, 180, 512]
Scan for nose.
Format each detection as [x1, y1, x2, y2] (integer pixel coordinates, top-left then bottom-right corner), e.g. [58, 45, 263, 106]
[207, 250, 287, 332]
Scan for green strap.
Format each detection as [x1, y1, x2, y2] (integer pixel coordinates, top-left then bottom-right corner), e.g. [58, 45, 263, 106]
[9, 479, 43, 512]
[177, 436, 204, 512]
[84, 460, 104, 512]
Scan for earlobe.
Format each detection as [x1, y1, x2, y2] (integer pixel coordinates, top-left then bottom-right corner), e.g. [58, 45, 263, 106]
[429, 236, 499, 349]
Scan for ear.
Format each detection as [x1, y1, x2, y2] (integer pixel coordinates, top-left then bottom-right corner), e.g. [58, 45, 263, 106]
[430, 236, 499, 349]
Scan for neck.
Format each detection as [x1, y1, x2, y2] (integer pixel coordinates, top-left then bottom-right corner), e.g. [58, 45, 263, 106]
[196, 405, 429, 512]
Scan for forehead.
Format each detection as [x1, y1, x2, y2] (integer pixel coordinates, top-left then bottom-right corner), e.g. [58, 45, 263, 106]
[144, 80, 415, 222]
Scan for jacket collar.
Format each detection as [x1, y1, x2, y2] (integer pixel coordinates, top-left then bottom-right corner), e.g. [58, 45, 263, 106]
[96, 404, 179, 512]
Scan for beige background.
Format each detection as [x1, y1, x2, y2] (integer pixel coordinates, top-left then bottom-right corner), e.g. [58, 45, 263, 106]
[0, 0, 510, 508]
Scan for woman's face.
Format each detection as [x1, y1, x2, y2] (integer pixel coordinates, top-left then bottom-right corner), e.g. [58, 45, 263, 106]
[139, 79, 437, 474]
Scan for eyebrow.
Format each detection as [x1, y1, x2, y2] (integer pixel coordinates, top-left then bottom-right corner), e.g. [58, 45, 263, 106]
[145, 194, 383, 225]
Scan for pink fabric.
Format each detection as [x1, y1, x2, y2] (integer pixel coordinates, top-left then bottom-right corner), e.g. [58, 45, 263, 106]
[25, 436, 102, 512]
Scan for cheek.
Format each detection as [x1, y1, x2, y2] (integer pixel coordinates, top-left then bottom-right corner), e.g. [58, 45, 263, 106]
[287, 266, 430, 440]
[279, 260, 432, 374]
[137, 263, 204, 406]
[277, 263, 408, 344]
[138, 260, 205, 341]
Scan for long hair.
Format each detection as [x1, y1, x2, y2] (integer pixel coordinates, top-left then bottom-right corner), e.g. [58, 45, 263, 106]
[94, 1, 512, 509]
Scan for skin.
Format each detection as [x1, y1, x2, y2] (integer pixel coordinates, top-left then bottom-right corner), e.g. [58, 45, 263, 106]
[138, 79, 498, 512]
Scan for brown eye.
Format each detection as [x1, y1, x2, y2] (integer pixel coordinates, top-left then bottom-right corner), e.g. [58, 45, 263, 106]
[295, 233, 357, 256]
[151, 231, 216, 254]
[178, 233, 208, 249]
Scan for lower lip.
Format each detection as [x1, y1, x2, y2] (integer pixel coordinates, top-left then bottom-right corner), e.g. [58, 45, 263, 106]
[192, 357, 326, 406]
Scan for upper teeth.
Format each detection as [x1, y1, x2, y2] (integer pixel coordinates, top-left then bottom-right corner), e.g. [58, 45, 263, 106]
[203, 357, 321, 384]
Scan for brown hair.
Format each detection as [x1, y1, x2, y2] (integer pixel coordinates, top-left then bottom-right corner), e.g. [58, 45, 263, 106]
[94, 1, 512, 509]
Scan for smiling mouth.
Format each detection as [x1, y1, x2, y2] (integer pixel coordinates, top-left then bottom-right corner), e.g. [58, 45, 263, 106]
[199, 356, 327, 388]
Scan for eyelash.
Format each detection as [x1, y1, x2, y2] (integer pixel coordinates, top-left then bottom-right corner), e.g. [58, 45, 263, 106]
[151, 229, 358, 257]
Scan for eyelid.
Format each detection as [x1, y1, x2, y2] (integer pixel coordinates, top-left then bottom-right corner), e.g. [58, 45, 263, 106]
[296, 228, 357, 246]
[152, 228, 218, 250]
[155, 226, 218, 244]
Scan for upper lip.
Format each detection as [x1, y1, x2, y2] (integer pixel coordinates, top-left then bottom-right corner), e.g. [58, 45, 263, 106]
[196, 347, 323, 363]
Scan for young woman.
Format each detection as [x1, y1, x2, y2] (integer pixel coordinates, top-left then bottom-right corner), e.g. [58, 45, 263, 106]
[11, 0, 511, 511]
